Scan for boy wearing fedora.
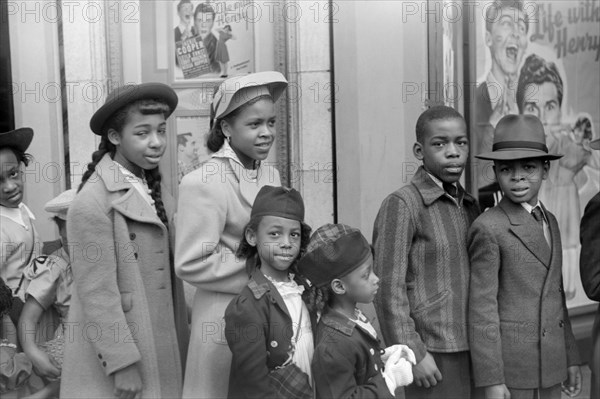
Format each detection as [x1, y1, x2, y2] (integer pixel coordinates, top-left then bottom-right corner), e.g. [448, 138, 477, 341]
[580, 136, 600, 399]
[468, 114, 581, 399]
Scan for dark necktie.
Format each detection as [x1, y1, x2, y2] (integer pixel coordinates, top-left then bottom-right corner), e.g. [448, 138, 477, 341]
[443, 182, 458, 199]
[531, 206, 544, 228]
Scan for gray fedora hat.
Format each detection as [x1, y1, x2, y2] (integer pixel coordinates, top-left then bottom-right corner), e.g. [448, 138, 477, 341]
[476, 114, 563, 161]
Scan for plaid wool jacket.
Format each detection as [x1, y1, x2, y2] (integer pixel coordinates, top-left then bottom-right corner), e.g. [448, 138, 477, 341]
[372, 166, 480, 363]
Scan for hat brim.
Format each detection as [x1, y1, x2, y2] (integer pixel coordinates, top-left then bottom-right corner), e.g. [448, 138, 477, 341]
[476, 149, 562, 161]
[591, 139, 600, 150]
[90, 83, 178, 135]
[0, 128, 34, 153]
[214, 71, 288, 120]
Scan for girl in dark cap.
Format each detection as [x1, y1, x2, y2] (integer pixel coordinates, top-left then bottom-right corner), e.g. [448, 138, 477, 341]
[298, 224, 416, 399]
[60, 83, 186, 399]
[224, 185, 314, 399]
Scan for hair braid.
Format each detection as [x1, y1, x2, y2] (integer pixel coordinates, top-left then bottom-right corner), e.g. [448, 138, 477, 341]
[146, 168, 169, 229]
[78, 136, 114, 192]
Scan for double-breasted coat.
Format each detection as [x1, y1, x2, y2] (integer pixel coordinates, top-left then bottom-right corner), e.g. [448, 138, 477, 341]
[175, 143, 280, 398]
[224, 269, 316, 399]
[468, 197, 581, 389]
[312, 308, 394, 399]
[60, 154, 183, 398]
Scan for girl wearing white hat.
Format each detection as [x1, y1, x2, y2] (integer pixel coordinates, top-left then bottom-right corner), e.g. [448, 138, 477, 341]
[175, 71, 287, 398]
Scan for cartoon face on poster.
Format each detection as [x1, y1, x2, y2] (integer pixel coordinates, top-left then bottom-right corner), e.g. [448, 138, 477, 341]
[172, 0, 254, 81]
[471, 0, 600, 308]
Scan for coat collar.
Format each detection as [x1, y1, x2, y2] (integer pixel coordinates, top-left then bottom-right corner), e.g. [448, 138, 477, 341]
[411, 166, 476, 207]
[499, 196, 552, 268]
[95, 154, 166, 229]
[212, 142, 276, 207]
[247, 269, 292, 319]
[320, 307, 380, 344]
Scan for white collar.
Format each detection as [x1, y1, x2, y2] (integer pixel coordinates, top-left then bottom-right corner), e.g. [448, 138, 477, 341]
[0, 203, 36, 228]
[425, 170, 456, 191]
[521, 201, 546, 219]
[212, 140, 260, 171]
[112, 161, 156, 210]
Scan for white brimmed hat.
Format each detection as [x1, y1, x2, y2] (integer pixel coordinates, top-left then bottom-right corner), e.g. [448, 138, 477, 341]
[211, 71, 288, 123]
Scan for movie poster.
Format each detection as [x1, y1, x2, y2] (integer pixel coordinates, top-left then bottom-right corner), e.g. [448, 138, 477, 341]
[472, 0, 600, 308]
[172, 0, 254, 81]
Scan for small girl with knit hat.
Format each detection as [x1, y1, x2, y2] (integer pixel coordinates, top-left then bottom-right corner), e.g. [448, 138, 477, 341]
[224, 185, 314, 399]
[298, 223, 416, 398]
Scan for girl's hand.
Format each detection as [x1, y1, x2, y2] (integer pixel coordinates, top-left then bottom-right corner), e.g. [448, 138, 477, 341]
[561, 365, 582, 397]
[113, 363, 143, 399]
[29, 347, 61, 380]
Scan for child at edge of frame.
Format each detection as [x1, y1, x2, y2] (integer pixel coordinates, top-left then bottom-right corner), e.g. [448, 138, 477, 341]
[0, 128, 40, 326]
[298, 223, 416, 399]
[372, 105, 480, 398]
[580, 135, 600, 399]
[468, 114, 582, 399]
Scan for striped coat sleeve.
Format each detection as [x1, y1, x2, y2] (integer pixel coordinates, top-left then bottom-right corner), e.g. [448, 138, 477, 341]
[373, 190, 427, 363]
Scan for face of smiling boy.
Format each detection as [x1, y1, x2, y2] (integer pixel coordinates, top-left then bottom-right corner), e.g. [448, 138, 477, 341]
[486, 7, 528, 78]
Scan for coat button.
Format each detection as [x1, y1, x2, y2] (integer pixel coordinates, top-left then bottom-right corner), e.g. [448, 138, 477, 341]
[559, 286, 563, 293]
[102, 361, 107, 367]
[542, 329, 547, 337]
[134, 253, 138, 260]
[98, 354, 102, 359]
[559, 320, 565, 327]
[374, 364, 378, 371]
[130, 233, 136, 240]
[370, 348, 375, 356]
[270, 341, 278, 348]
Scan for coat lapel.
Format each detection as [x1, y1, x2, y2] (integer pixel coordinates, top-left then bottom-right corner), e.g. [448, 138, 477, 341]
[500, 198, 551, 268]
[542, 202, 562, 272]
[96, 154, 166, 230]
[250, 270, 292, 321]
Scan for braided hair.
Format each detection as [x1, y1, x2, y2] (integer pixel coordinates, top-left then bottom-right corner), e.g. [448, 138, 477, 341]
[0, 278, 12, 316]
[79, 99, 171, 228]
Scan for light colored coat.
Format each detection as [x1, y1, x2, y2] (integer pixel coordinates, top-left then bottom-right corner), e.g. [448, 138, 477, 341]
[60, 154, 182, 398]
[468, 197, 580, 389]
[175, 151, 280, 399]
